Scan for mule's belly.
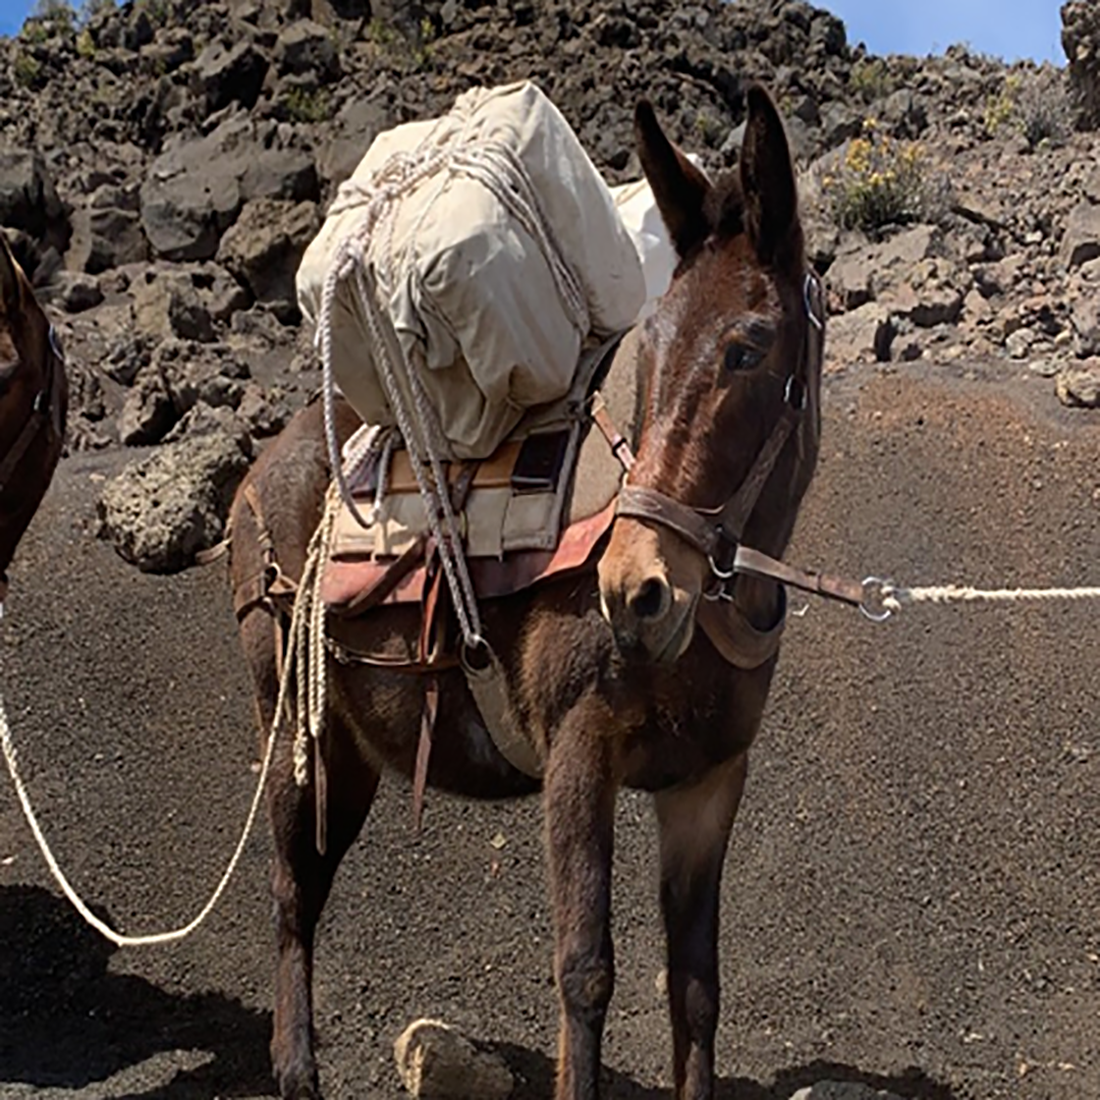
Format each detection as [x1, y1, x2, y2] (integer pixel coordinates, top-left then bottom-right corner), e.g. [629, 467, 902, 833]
[328, 659, 541, 800]
[326, 598, 776, 802]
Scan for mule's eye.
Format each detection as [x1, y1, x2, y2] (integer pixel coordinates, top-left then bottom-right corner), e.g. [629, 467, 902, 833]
[723, 343, 763, 372]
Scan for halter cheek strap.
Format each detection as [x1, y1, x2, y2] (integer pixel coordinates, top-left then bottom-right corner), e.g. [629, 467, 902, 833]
[0, 325, 63, 495]
[604, 271, 826, 669]
[615, 271, 822, 567]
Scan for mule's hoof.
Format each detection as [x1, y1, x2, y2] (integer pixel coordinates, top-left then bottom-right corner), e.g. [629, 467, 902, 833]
[276, 1068, 320, 1100]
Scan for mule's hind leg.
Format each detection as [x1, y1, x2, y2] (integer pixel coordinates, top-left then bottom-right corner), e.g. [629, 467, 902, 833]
[544, 700, 620, 1100]
[654, 753, 748, 1100]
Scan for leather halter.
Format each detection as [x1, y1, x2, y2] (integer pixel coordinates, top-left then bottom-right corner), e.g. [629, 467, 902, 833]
[612, 271, 825, 667]
[0, 324, 64, 496]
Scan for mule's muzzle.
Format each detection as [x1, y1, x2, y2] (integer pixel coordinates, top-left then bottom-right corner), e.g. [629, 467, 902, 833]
[599, 561, 696, 664]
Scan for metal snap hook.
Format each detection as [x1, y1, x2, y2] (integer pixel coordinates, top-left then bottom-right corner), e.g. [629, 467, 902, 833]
[703, 580, 734, 603]
[859, 577, 894, 623]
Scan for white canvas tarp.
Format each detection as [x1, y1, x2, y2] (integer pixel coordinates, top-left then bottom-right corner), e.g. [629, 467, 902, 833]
[297, 81, 646, 460]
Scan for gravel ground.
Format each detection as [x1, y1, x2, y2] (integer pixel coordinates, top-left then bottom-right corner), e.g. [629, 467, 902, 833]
[1, 361, 1098, 1100]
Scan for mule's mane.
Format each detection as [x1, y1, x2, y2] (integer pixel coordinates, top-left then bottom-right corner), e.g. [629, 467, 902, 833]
[700, 164, 804, 271]
[704, 170, 746, 243]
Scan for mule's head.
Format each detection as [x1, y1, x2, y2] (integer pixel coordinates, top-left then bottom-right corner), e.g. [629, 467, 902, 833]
[598, 86, 823, 664]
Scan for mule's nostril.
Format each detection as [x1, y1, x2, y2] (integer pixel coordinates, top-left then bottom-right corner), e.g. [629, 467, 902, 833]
[630, 577, 669, 622]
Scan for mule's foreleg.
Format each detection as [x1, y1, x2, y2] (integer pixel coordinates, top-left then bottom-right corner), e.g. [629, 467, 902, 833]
[268, 722, 380, 1100]
[654, 752, 748, 1100]
[544, 702, 619, 1100]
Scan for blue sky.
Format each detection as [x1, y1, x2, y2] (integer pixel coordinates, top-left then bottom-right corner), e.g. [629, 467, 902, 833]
[826, 0, 1063, 64]
[0, 0, 1066, 63]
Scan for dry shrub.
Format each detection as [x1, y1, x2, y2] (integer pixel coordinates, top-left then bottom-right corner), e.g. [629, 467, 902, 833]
[984, 68, 1073, 148]
[819, 119, 937, 233]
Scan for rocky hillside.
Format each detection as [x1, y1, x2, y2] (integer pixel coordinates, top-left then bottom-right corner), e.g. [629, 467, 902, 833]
[2, 0, 1099, 570]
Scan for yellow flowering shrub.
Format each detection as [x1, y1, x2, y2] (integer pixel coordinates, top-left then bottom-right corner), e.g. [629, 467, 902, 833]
[983, 70, 1071, 147]
[821, 120, 929, 232]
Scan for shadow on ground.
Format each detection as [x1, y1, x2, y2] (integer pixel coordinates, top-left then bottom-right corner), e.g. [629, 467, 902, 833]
[496, 1042, 960, 1100]
[0, 885, 272, 1098]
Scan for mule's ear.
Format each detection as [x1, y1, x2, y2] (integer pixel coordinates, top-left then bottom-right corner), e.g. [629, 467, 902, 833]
[635, 100, 712, 258]
[739, 84, 801, 270]
[0, 232, 22, 316]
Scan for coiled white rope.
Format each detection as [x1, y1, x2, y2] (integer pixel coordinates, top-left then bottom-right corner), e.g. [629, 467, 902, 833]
[293, 492, 339, 786]
[0, 515, 331, 947]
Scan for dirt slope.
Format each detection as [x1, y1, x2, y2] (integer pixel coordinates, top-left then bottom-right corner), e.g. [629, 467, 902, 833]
[2, 360, 1098, 1100]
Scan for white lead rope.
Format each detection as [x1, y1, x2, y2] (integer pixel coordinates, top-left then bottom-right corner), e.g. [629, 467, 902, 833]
[0, 516, 327, 945]
[882, 582, 1100, 613]
[851, 576, 1100, 621]
[0, 679, 277, 947]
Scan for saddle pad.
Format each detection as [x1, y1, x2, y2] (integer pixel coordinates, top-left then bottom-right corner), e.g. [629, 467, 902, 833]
[320, 328, 643, 612]
[330, 421, 582, 559]
[322, 499, 617, 612]
[328, 328, 641, 562]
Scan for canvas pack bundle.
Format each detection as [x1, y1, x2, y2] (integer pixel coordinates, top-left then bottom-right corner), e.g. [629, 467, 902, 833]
[297, 81, 646, 461]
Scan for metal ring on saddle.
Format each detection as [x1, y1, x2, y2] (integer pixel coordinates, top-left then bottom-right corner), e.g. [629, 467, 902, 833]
[459, 633, 492, 674]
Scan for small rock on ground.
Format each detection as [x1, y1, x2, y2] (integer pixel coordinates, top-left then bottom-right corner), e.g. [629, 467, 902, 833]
[393, 1018, 513, 1099]
[790, 1083, 905, 1100]
[1057, 363, 1100, 408]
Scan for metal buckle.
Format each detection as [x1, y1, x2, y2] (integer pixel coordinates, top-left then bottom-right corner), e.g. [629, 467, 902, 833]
[47, 325, 65, 361]
[803, 272, 824, 331]
[784, 375, 805, 411]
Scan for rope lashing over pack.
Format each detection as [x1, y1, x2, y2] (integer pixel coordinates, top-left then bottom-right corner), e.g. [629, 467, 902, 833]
[315, 135, 590, 655]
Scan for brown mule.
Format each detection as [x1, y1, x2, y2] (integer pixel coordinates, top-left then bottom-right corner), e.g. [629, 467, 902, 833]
[229, 85, 823, 1100]
[0, 231, 67, 605]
